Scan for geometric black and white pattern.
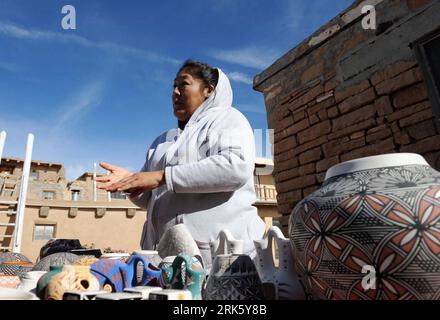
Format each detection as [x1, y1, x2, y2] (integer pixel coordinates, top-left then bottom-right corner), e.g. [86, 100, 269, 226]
[289, 164, 440, 300]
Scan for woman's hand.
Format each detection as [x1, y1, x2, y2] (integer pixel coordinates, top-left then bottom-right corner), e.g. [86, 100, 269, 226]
[95, 162, 133, 190]
[104, 170, 166, 197]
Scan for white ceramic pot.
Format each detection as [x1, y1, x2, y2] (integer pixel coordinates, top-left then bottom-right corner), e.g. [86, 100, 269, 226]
[254, 227, 305, 300]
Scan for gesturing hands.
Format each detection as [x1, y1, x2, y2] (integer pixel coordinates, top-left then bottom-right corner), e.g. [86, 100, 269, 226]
[95, 162, 165, 197]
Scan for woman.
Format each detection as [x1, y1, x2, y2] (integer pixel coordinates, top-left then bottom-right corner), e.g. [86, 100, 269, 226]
[96, 60, 265, 266]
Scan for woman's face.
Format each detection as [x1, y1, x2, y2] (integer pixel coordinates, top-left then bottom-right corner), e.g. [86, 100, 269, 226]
[172, 70, 212, 122]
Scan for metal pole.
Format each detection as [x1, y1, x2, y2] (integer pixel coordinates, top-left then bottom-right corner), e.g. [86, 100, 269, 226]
[93, 162, 97, 202]
[0, 131, 6, 163]
[13, 133, 34, 253]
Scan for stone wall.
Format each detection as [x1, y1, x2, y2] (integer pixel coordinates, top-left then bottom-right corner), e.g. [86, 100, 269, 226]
[254, 0, 440, 232]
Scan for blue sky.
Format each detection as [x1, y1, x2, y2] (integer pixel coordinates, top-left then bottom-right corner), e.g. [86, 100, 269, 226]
[0, 0, 353, 180]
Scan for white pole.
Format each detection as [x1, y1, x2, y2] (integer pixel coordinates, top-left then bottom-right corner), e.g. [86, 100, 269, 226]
[107, 170, 111, 202]
[93, 162, 97, 202]
[13, 133, 34, 253]
[0, 131, 6, 163]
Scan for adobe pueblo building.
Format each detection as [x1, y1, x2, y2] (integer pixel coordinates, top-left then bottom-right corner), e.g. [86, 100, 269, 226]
[253, 0, 440, 232]
[0, 157, 278, 261]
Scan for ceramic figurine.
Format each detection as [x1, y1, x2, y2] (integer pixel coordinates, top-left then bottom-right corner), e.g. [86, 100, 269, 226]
[204, 254, 264, 300]
[210, 230, 244, 262]
[157, 224, 202, 264]
[254, 227, 305, 300]
[32, 252, 79, 271]
[289, 153, 440, 300]
[91, 254, 161, 293]
[35, 266, 64, 299]
[127, 251, 162, 286]
[131, 250, 162, 266]
[45, 265, 100, 300]
[161, 253, 206, 300]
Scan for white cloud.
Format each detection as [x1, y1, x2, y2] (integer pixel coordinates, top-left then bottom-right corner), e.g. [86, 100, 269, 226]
[0, 115, 147, 181]
[53, 80, 104, 131]
[0, 20, 181, 65]
[227, 71, 253, 85]
[283, 0, 307, 34]
[208, 46, 281, 70]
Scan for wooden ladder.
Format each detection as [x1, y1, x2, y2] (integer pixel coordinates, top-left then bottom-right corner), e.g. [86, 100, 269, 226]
[0, 199, 18, 251]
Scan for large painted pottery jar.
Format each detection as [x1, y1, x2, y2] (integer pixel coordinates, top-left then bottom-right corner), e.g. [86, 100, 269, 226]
[45, 265, 100, 300]
[289, 153, 440, 300]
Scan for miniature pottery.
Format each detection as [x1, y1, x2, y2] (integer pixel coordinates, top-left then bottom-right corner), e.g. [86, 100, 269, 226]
[289, 153, 440, 300]
[210, 229, 244, 261]
[35, 266, 64, 299]
[0, 261, 34, 277]
[203, 254, 264, 300]
[91, 254, 161, 293]
[45, 265, 100, 300]
[0, 252, 31, 263]
[157, 224, 202, 263]
[254, 226, 305, 300]
[161, 253, 206, 300]
[128, 251, 162, 286]
[32, 252, 79, 271]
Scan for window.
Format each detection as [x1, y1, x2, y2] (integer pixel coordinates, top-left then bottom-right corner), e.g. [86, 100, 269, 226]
[412, 28, 440, 125]
[71, 190, 80, 201]
[30, 170, 39, 180]
[33, 224, 56, 241]
[42, 191, 55, 200]
[111, 191, 127, 200]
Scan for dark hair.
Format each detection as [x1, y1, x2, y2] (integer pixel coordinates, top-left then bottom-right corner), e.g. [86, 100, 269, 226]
[178, 60, 219, 90]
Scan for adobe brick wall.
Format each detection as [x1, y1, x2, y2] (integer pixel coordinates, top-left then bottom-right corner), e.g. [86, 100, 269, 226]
[254, 0, 440, 232]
